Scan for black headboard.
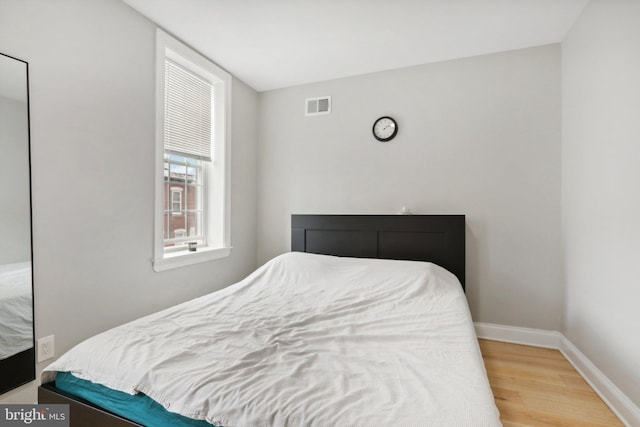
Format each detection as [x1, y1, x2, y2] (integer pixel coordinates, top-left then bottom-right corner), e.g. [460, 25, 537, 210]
[291, 215, 465, 290]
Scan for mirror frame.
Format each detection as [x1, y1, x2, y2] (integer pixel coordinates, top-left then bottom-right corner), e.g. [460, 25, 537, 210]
[0, 52, 35, 395]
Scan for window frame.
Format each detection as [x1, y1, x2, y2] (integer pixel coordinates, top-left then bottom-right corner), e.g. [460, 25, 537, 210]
[153, 29, 232, 272]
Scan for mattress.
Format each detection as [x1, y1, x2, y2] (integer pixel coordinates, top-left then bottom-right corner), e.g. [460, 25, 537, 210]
[55, 372, 211, 427]
[43, 252, 501, 426]
[0, 262, 33, 360]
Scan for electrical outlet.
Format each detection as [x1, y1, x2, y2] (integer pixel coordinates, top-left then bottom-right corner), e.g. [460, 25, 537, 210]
[37, 335, 55, 363]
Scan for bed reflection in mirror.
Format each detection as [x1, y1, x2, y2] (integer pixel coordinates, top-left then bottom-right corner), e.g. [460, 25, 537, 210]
[0, 52, 35, 395]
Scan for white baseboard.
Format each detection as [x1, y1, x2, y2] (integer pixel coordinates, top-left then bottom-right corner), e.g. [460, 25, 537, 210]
[559, 337, 640, 427]
[474, 322, 562, 349]
[475, 322, 640, 427]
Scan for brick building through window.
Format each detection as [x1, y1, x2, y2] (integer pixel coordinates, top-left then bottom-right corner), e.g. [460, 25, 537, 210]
[163, 154, 204, 248]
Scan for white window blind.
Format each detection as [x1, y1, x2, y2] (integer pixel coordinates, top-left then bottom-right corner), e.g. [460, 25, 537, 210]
[164, 58, 213, 161]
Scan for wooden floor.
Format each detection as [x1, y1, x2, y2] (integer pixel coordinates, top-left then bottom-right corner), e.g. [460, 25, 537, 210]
[479, 340, 623, 427]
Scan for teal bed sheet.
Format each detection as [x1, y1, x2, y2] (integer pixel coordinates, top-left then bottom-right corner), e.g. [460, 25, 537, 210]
[55, 372, 218, 427]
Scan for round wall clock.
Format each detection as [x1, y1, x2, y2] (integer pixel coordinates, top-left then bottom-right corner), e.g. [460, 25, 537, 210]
[372, 116, 398, 142]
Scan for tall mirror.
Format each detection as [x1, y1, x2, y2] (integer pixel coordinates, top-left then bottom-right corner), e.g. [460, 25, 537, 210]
[0, 52, 35, 394]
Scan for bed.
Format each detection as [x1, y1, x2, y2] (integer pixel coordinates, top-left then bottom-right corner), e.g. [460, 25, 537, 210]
[39, 214, 501, 426]
[0, 261, 35, 395]
[0, 261, 33, 360]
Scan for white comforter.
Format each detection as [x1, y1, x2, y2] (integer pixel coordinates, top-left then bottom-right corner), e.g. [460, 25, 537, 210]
[43, 252, 500, 426]
[0, 262, 33, 360]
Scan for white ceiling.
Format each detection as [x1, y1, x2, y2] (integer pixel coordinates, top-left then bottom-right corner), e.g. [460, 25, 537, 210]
[122, 0, 589, 92]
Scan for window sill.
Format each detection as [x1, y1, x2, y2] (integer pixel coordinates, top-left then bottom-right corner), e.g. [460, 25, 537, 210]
[153, 246, 232, 272]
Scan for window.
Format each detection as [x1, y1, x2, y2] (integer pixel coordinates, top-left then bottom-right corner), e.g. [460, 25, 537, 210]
[153, 29, 231, 272]
[170, 187, 183, 215]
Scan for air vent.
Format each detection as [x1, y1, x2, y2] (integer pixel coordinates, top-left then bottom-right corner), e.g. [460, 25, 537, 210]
[305, 96, 331, 116]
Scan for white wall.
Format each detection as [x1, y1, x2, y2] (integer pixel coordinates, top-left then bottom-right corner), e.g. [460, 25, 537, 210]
[562, 0, 640, 407]
[0, 0, 258, 403]
[257, 45, 563, 330]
